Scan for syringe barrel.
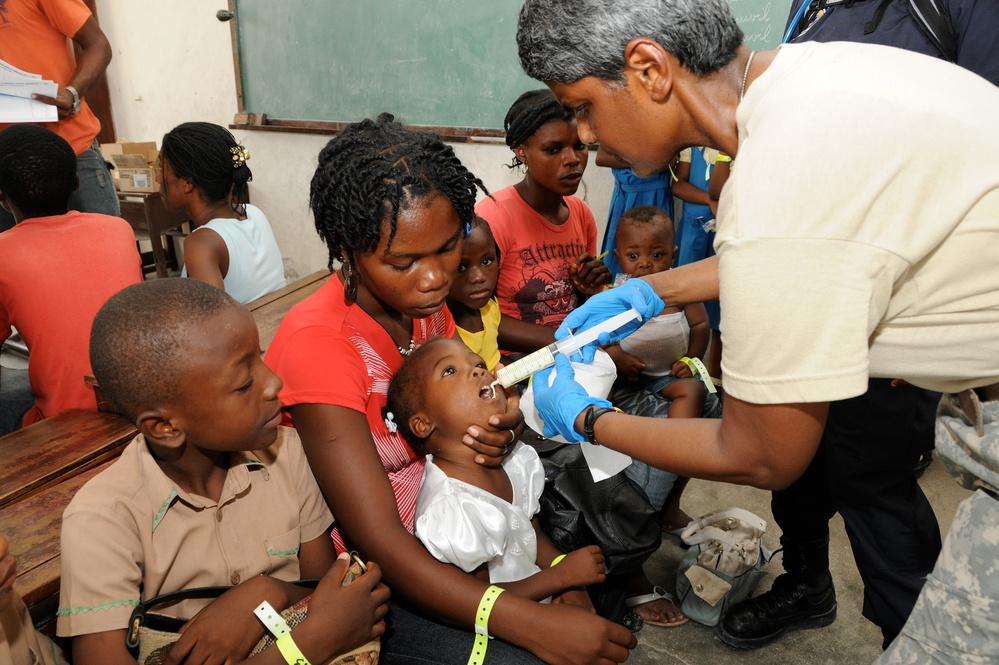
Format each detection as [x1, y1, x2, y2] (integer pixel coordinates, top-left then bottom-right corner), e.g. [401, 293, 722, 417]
[493, 344, 557, 388]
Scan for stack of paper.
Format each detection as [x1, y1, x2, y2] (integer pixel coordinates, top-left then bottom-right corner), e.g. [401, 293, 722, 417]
[0, 58, 59, 123]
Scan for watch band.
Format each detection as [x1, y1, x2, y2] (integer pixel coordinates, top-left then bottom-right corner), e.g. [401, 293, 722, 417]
[64, 85, 81, 115]
[583, 406, 622, 445]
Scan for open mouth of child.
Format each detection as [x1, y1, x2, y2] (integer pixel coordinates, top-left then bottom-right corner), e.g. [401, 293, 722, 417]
[480, 383, 497, 400]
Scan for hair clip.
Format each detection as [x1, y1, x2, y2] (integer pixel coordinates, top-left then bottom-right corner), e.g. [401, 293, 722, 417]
[230, 145, 250, 169]
[464, 221, 472, 237]
[384, 411, 398, 434]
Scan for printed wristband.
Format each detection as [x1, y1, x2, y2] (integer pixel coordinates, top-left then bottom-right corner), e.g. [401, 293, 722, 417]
[550, 554, 567, 568]
[254, 600, 292, 639]
[256, 601, 311, 665]
[276, 633, 312, 665]
[679, 356, 717, 394]
[468, 585, 505, 665]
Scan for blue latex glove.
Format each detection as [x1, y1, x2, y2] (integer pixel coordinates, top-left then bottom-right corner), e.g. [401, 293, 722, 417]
[555, 278, 665, 363]
[532, 355, 612, 442]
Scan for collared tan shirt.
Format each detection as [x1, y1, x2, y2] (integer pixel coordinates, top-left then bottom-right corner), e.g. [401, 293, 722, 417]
[56, 427, 333, 637]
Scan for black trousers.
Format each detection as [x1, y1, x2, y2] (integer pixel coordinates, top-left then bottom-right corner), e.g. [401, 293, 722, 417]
[771, 378, 943, 648]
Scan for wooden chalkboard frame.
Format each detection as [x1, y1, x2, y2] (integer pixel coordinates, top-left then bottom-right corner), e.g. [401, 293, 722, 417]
[226, 0, 790, 140]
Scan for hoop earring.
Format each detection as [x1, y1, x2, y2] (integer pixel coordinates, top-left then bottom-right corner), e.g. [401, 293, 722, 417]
[342, 260, 358, 305]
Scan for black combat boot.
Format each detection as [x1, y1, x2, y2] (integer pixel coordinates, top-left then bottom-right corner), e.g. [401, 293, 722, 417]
[716, 534, 837, 649]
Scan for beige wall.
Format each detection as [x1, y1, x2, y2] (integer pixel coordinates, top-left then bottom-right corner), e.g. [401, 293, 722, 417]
[95, 0, 615, 280]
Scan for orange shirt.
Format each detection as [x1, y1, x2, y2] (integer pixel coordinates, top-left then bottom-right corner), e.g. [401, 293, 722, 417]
[475, 186, 598, 328]
[0, 0, 102, 154]
[0, 212, 143, 425]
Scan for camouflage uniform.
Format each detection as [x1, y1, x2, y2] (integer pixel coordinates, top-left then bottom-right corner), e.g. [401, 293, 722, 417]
[878, 392, 999, 663]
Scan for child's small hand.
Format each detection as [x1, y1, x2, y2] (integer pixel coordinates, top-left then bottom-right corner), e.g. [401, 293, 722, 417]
[669, 360, 694, 379]
[604, 345, 645, 382]
[570, 253, 612, 296]
[555, 546, 607, 590]
[303, 554, 390, 657]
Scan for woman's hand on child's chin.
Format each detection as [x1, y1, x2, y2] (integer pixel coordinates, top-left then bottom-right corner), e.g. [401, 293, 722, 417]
[464, 375, 526, 467]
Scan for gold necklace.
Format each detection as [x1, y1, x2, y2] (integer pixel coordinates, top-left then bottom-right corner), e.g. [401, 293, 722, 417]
[740, 51, 756, 100]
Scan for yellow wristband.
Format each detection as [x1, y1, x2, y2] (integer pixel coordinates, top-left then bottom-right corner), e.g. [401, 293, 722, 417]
[679, 356, 717, 394]
[468, 585, 505, 665]
[550, 554, 567, 568]
[276, 633, 312, 665]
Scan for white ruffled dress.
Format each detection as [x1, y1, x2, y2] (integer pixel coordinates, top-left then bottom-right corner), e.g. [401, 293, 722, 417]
[414, 443, 546, 586]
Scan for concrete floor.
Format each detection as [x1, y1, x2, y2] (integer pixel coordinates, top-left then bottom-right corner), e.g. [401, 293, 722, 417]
[628, 459, 972, 664]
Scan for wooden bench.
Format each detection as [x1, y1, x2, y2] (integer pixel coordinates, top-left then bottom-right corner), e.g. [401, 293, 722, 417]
[0, 409, 136, 509]
[0, 409, 136, 626]
[247, 269, 331, 352]
[0, 460, 113, 621]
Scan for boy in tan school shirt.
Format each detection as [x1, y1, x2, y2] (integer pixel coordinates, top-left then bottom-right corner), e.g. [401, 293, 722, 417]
[56, 279, 389, 665]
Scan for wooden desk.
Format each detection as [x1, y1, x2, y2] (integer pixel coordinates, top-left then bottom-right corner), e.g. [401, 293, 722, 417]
[0, 461, 112, 610]
[247, 269, 331, 352]
[117, 191, 191, 278]
[0, 409, 136, 509]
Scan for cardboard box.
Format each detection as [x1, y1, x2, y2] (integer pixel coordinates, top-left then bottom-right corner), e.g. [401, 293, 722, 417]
[100, 142, 159, 193]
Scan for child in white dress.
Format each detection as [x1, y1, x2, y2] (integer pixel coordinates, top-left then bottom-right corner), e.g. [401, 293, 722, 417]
[386, 337, 606, 602]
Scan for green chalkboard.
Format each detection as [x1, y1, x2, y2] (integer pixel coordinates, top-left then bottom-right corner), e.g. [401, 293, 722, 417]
[231, 0, 791, 135]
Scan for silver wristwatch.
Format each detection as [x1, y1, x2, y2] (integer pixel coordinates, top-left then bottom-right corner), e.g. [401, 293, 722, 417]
[64, 86, 81, 115]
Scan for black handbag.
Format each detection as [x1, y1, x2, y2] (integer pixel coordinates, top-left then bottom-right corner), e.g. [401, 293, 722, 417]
[531, 437, 661, 576]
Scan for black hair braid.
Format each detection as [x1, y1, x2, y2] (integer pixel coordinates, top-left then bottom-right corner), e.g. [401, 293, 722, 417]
[310, 113, 488, 271]
[503, 88, 574, 168]
[160, 122, 252, 211]
[0, 124, 76, 217]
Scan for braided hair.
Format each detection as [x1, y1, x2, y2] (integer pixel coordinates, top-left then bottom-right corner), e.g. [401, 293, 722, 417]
[503, 88, 574, 168]
[0, 125, 76, 218]
[310, 113, 487, 270]
[160, 122, 251, 214]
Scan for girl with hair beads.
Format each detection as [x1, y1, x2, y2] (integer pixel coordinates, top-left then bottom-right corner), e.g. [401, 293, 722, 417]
[388, 337, 606, 598]
[475, 88, 610, 329]
[265, 114, 635, 665]
[158, 122, 285, 303]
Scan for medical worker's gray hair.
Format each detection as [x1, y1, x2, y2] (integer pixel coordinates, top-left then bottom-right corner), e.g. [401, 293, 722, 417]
[517, 0, 744, 83]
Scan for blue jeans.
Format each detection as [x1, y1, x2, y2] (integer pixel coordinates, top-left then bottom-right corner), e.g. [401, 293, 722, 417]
[0, 139, 119, 231]
[69, 139, 120, 217]
[614, 384, 722, 510]
[0, 367, 33, 436]
[381, 600, 542, 664]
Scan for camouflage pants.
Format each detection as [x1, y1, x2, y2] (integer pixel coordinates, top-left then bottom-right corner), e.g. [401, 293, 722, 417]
[877, 490, 999, 664]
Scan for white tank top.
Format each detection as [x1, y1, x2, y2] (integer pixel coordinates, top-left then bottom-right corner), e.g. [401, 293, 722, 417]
[183, 204, 286, 303]
[619, 310, 690, 377]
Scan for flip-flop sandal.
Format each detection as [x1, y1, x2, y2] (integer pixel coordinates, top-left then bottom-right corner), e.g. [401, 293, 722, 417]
[625, 585, 689, 627]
